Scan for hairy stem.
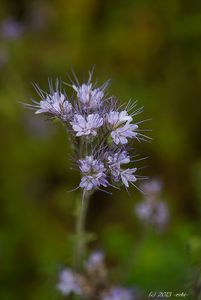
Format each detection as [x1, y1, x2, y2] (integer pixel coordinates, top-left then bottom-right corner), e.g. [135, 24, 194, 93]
[74, 192, 91, 270]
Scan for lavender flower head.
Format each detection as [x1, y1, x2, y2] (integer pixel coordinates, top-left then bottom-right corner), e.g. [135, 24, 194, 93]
[135, 180, 169, 231]
[24, 69, 149, 196]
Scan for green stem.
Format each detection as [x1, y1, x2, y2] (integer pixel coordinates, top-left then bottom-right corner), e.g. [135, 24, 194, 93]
[74, 192, 90, 270]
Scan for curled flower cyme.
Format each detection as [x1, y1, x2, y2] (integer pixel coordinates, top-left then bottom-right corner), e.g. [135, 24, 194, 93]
[24, 69, 149, 195]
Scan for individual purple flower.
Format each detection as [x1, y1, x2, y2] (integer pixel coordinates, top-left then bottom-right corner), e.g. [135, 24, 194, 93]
[107, 111, 132, 126]
[34, 91, 73, 121]
[73, 83, 104, 110]
[107, 150, 130, 166]
[79, 156, 105, 173]
[120, 168, 137, 187]
[80, 175, 105, 191]
[111, 123, 138, 145]
[70, 113, 103, 137]
[79, 156, 108, 191]
[107, 111, 138, 145]
[57, 268, 82, 296]
[71, 70, 109, 110]
[101, 286, 134, 300]
[107, 150, 137, 187]
[108, 150, 130, 180]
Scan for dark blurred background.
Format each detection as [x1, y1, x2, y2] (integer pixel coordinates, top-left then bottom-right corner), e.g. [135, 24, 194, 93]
[0, 0, 201, 299]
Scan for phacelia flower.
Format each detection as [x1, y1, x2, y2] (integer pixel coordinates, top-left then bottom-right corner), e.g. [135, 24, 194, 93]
[79, 156, 108, 191]
[57, 268, 82, 296]
[70, 113, 103, 137]
[35, 91, 72, 121]
[111, 123, 138, 145]
[79, 156, 105, 173]
[24, 69, 149, 195]
[108, 150, 130, 179]
[101, 287, 134, 300]
[71, 69, 109, 111]
[120, 168, 137, 187]
[107, 111, 138, 145]
[73, 83, 104, 110]
[108, 150, 130, 166]
[107, 150, 137, 187]
[107, 111, 132, 126]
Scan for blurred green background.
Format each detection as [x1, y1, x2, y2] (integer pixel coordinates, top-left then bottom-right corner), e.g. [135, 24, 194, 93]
[0, 0, 201, 299]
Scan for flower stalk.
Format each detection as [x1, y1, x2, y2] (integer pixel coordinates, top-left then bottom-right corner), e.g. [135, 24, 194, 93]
[23, 69, 149, 299]
[74, 192, 91, 270]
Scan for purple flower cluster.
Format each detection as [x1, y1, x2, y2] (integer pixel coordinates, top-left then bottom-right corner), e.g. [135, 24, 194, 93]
[135, 180, 169, 232]
[79, 156, 108, 191]
[25, 70, 149, 194]
[57, 251, 137, 300]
